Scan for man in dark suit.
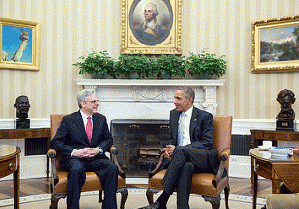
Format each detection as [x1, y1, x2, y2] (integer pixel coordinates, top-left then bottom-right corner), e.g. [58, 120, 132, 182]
[50, 89, 118, 209]
[139, 87, 222, 209]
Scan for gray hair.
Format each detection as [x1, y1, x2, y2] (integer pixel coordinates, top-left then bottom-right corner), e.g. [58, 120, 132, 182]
[77, 89, 96, 108]
[177, 87, 195, 103]
[145, 3, 158, 16]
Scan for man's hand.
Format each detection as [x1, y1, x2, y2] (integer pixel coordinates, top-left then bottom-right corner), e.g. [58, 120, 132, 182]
[72, 148, 101, 158]
[161, 145, 175, 159]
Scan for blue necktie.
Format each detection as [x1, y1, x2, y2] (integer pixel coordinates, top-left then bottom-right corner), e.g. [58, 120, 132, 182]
[178, 113, 186, 146]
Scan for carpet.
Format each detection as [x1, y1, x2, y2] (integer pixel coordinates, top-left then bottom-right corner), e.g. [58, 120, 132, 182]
[0, 189, 265, 209]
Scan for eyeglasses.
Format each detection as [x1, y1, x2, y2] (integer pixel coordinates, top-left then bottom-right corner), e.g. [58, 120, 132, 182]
[84, 100, 99, 104]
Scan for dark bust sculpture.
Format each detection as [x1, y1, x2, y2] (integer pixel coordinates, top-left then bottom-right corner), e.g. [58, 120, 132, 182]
[276, 89, 296, 131]
[14, 95, 31, 129]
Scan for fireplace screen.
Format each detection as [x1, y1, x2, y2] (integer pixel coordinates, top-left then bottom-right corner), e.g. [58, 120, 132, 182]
[110, 119, 171, 177]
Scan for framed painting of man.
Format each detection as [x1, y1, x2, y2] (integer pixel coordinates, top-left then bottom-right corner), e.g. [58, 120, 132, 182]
[251, 15, 299, 73]
[121, 0, 182, 54]
[0, 17, 40, 71]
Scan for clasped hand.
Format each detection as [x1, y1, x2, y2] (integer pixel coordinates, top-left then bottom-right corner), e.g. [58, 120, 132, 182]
[73, 148, 101, 158]
[161, 145, 175, 159]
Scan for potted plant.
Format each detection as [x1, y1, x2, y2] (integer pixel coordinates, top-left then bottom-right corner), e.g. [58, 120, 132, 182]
[153, 54, 186, 79]
[115, 52, 152, 79]
[73, 51, 117, 78]
[186, 51, 227, 79]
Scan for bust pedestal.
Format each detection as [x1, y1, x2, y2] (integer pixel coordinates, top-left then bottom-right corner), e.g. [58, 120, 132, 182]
[276, 120, 295, 132]
[15, 118, 30, 129]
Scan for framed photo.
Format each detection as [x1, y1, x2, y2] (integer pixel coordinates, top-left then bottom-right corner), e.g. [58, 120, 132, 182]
[0, 17, 40, 71]
[251, 15, 299, 73]
[120, 0, 182, 54]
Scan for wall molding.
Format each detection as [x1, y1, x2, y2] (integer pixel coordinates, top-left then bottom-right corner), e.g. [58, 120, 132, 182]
[1, 118, 298, 135]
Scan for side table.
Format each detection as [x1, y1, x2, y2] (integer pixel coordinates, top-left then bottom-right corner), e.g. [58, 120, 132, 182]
[0, 145, 21, 209]
[250, 129, 299, 184]
[250, 148, 299, 209]
[0, 128, 51, 177]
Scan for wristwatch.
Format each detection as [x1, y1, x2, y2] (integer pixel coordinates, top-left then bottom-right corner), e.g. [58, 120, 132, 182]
[98, 147, 103, 154]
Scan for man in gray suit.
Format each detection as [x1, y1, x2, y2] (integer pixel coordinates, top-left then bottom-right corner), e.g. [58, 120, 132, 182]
[139, 87, 223, 209]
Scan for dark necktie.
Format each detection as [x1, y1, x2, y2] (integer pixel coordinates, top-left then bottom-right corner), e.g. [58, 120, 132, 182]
[86, 116, 92, 144]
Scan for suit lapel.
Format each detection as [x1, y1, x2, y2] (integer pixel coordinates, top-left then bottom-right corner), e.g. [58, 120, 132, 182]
[189, 107, 200, 140]
[90, 113, 103, 146]
[172, 111, 180, 143]
[74, 111, 90, 145]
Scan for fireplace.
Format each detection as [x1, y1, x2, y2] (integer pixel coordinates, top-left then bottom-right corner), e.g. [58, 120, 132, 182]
[110, 119, 170, 177]
[77, 79, 225, 179]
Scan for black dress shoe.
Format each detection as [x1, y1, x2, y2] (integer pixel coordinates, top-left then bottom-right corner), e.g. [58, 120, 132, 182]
[138, 201, 166, 209]
[261, 205, 266, 209]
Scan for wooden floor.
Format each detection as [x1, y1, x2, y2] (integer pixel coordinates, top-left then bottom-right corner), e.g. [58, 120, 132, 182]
[0, 177, 272, 200]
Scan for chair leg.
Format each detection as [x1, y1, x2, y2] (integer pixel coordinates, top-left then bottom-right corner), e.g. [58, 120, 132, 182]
[224, 184, 230, 209]
[50, 194, 66, 209]
[117, 188, 128, 209]
[99, 190, 103, 202]
[146, 188, 160, 204]
[203, 195, 221, 209]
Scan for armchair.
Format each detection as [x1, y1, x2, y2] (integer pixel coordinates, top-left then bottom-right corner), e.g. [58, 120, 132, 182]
[146, 115, 232, 209]
[47, 114, 128, 209]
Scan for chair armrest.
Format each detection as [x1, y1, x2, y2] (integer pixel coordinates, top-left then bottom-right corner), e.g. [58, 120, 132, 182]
[149, 154, 164, 179]
[47, 149, 58, 185]
[109, 146, 118, 155]
[47, 149, 56, 158]
[109, 146, 126, 179]
[212, 148, 230, 188]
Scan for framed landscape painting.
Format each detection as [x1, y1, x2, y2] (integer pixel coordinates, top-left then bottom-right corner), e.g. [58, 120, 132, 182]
[0, 17, 40, 71]
[120, 0, 182, 54]
[251, 15, 299, 73]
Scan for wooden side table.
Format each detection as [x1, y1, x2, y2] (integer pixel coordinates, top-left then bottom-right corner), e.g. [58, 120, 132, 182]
[0, 145, 21, 209]
[250, 148, 299, 209]
[0, 128, 51, 177]
[250, 129, 299, 148]
[250, 129, 299, 184]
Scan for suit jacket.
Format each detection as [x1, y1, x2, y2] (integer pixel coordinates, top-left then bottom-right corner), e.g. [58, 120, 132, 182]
[50, 111, 113, 161]
[169, 107, 220, 175]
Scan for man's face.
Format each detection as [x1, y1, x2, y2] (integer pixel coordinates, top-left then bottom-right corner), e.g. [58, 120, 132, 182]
[144, 5, 154, 22]
[15, 96, 30, 114]
[173, 90, 193, 112]
[80, 93, 99, 116]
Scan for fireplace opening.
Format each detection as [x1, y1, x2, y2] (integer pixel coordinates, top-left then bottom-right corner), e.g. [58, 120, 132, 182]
[110, 119, 171, 177]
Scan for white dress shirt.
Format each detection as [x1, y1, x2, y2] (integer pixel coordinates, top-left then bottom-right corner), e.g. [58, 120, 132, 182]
[178, 106, 193, 146]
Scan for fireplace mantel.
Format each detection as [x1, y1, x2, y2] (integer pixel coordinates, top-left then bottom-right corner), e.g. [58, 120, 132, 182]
[77, 79, 225, 115]
[76, 79, 225, 87]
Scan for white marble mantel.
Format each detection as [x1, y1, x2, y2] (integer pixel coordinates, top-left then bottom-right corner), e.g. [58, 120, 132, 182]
[76, 79, 225, 116]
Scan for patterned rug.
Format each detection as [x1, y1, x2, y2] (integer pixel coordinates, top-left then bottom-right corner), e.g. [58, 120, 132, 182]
[0, 189, 266, 209]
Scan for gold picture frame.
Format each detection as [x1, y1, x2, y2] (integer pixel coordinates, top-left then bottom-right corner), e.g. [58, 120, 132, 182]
[120, 0, 182, 54]
[0, 17, 40, 71]
[251, 15, 299, 73]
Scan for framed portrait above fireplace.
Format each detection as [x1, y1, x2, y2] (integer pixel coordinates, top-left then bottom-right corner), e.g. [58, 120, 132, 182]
[251, 15, 299, 73]
[0, 17, 40, 71]
[120, 0, 182, 54]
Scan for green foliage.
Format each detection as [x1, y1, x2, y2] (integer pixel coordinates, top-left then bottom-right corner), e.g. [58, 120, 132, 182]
[73, 50, 227, 79]
[73, 51, 117, 78]
[186, 51, 227, 78]
[115, 52, 153, 78]
[153, 54, 186, 78]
